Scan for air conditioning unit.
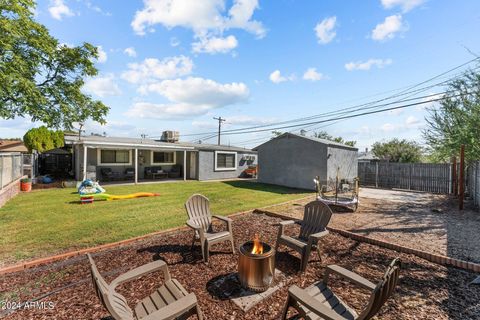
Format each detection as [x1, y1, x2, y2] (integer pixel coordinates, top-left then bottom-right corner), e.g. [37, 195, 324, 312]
[160, 131, 180, 143]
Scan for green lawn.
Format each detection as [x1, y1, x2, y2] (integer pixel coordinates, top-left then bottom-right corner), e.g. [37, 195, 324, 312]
[0, 180, 311, 265]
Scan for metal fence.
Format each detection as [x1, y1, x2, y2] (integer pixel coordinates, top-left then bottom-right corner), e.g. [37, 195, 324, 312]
[358, 162, 452, 194]
[0, 153, 23, 189]
[468, 161, 480, 208]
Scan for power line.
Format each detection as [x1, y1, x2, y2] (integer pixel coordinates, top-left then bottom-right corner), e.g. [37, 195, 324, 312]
[208, 91, 471, 137]
[178, 58, 479, 138]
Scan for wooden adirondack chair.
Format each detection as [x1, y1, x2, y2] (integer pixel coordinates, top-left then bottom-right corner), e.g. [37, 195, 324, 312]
[87, 254, 203, 320]
[275, 200, 332, 272]
[282, 258, 401, 320]
[185, 194, 235, 262]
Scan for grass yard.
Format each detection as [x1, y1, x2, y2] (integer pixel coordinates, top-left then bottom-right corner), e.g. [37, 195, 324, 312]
[0, 180, 310, 266]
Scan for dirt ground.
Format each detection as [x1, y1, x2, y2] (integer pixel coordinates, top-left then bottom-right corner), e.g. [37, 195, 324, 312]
[267, 188, 480, 264]
[0, 213, 479, 320]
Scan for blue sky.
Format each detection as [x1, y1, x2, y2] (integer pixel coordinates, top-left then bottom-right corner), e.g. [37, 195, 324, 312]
[2, 0, 480, 150]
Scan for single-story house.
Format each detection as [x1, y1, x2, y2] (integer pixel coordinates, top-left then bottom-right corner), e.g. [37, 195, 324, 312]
[64, 134, 257, 183]
[358, 148, 379, 163]
[0, 140, 28, 153]
[253, 132, 358, 190]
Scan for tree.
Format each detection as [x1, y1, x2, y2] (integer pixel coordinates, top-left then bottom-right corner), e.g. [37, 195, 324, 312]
[313, 130, 356, 147]
[23, 126, 64, 152]
[423, 67, 480, 163]
[0, 0, 109, 129]
[372, 138, 423, 163]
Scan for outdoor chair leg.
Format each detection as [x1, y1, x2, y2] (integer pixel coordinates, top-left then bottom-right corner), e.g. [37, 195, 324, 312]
[196, 305, 204, 320]
[281, 295, 291, 320]
[316, 245, 322, 263]
[203, 241, 210, 263]
[190, 233, 196, 251]
[230, 236, 235, 253]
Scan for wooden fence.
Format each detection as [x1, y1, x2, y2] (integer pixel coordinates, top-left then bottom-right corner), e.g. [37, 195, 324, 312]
[468, 161, 480, 209]
[358, 162, 452, 194]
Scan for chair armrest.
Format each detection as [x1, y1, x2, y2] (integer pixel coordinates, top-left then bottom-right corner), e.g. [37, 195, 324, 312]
[278, 220, 295, 234]
[212, 215, 232, 223]
[288, 285, 344, 320]
[141, 293, 198, 320]
[186, 220, 202, 230]
[309, 230, 329, 241]
[111, 259, 170, 288]
[323, 265, 376, 291]
[213, 215, 233, 231]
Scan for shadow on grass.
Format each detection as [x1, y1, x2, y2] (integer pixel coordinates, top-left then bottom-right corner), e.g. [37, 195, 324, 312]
[221, 180, 311, 195]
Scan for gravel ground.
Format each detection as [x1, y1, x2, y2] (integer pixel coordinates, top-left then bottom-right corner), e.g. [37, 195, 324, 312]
[1, 213, 479, 319]
[267, 188, 480, 264]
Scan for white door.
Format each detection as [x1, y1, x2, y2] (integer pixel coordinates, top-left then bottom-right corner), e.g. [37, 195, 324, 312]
[189, 152, 197, 179]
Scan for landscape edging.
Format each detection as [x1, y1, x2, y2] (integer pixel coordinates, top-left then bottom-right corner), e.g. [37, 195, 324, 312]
[0, 194, 315, 276]
[254, 209, 480, 274]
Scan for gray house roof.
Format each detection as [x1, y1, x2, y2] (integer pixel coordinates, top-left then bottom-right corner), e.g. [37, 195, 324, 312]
[64, 135, 256, 153]
[253, 132, 358, 151]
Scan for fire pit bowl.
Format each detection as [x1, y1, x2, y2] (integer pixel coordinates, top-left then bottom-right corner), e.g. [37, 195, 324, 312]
[238, 239, 275, 292]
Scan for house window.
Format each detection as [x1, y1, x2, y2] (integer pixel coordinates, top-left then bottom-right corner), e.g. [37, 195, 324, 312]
[215, 151, 237, 171]
[99, 149, 131, 165]
[151, 151, 176, 164]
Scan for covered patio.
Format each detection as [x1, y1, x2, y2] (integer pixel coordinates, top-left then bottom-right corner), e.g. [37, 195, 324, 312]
[68, 137, 197, 184]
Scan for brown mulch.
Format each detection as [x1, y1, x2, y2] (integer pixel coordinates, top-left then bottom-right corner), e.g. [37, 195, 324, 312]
[268, 190, 480, 264]
[1, 213, 479, 319]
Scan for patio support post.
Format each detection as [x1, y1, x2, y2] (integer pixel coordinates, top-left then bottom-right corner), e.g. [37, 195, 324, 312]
[134, 148, 138, 185]
[83, 145, 87, 181]
[183, 150, 187, 181]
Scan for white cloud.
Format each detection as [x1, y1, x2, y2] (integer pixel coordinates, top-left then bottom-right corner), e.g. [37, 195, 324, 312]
[192, 35, 238, 54]
[83, 74, 122, 97]
[371, 15, 406, 41]
[417, 92, 444, 110]
[314, 16, 337, 44]
[226, 115, 275, 126]
[389, 108, 404, 115]
[125, 77, 249, 119]
[405, 115, 420, 126]
[48, 0, 74, 20]
[345, 58, 392, 71]
[303, 68, 326, 81]
[96, 46, 108, 63]
[269, 70, 295, 84]
[131, 0, 265, 38]
[124, 47, 137, 57]
[381, 0, 425, 12]
[121, 56, 194, 84]
[381, 123, 396, 132]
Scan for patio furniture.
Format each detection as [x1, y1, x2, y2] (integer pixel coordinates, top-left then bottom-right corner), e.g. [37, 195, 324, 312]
[281, 258, 401, 320]
[185, 194, 235, 262]
[168, 164, 182, 178]
[145, 166, 167, 179]
[100, 168, 122, 181]
[275, 200, 332, 272]
[87, 254, 203, 320]
[124, 168, 135, 180]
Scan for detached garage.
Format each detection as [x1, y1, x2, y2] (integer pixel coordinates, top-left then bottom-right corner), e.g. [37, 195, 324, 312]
[254, 133, 358, 190]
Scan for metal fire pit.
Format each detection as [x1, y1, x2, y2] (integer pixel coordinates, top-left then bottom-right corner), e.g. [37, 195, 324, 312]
[238, 241, 275, 292]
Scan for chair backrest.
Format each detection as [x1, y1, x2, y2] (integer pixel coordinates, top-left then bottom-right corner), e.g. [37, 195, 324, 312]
[299, 200, 333, 240]
[185, 194, 212, 232]
[101, 168, 112, 174]
[358, 258, 401, 320]
[125, 168, 134, 174]
[87, 254, 135, 320]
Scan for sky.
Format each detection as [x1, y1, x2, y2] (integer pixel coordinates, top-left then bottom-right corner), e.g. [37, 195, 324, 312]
[2, 0, 480, 150]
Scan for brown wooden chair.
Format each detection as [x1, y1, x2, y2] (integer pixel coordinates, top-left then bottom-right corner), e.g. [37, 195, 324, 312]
[282, 258, 401, 320]
[185, 194, 235, 262]
[275, 200, 332, 272]
[87, 254, 203, 320]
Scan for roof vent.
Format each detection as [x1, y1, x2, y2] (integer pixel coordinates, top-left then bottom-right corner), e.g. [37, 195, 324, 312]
[160, 131, 180, 143]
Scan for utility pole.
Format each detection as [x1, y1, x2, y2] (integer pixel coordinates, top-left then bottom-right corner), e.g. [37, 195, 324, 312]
[213, 117, 226, 145]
